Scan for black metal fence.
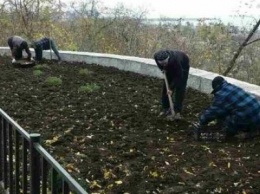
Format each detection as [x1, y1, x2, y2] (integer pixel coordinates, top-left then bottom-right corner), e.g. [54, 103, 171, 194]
[0, 109, 88, 194]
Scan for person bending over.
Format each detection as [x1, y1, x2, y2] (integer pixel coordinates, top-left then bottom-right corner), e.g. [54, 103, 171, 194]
[31, 37, 61, 61]
[154, 49, 190, 119]
[7, 36, 32, 63]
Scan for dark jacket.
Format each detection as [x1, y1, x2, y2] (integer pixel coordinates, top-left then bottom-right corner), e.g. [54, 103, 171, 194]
[7, 36, 31, 59]
[34, 37, 52, 50]
[155, 50, 190, 90]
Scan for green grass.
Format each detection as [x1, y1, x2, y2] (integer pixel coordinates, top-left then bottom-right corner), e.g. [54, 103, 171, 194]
[33, 69, 44, 76]
[79, 68, 93, 76]
[33, 64, 50, 70]
[79, 83, 100, 93]
[45, 77, 62, 86]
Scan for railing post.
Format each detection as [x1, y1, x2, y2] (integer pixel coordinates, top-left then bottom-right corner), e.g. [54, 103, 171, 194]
[30, 133, 41, 194]
[2, 119, 7, 189]
[8, 124, 13, 194]
[0, 115, 2, 182]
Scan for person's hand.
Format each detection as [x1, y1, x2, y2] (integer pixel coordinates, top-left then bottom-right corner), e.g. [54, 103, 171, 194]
[12, 58, 16, 63]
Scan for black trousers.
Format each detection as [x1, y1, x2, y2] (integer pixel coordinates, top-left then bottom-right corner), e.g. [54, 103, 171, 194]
[161, 69, 189, 113]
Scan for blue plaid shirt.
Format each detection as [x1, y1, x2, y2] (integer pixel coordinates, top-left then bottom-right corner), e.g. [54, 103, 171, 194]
[35, 37, 51, 50]
[200, 81, 260, 125]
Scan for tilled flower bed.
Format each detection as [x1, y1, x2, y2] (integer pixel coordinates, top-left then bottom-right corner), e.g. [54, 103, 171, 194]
[0, 55, 260, 193]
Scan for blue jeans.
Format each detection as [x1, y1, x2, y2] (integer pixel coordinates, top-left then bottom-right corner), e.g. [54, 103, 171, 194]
[35, 40, 61, 61]
[223, 116, 260, 137]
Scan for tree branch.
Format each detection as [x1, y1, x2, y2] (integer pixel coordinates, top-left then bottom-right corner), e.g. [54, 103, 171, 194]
[244, 37, 260, 46]
[223, 19, 260, 76]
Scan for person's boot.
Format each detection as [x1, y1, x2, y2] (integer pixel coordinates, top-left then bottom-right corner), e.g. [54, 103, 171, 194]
[159, 108, 171, 117]
[174, 112, 182, 120]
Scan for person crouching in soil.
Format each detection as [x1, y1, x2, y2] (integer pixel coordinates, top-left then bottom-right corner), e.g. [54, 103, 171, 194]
[31, 37, 61, 62]
[193, 76, 260, 140]
[7, 36, 32, 63]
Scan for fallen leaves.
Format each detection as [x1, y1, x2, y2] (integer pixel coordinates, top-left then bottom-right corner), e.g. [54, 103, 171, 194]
[149, 171, 159, 178]
[201, 145, 212, 153]
[115, 180, 123, 185]
[89, 180, 102, 189]
[103, 169, 116, 179]
[45, 135, 62, 145]
[209, 161, 217, 167]
[66, 163, 80, 173]
[183, 168, 195, 176]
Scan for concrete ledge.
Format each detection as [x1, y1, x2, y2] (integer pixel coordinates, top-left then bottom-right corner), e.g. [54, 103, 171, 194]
[1, 47, 260, 98]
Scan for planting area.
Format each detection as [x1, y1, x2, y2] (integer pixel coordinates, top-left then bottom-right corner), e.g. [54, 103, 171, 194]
[0, 55, 260, 194]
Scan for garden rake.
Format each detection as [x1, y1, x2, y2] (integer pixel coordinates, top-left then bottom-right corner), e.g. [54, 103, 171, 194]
[163, 72, 175, 120]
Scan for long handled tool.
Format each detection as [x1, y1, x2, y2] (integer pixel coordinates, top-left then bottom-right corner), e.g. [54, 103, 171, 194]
[49, 23, 53, 60]
[163, 72, 175, 119]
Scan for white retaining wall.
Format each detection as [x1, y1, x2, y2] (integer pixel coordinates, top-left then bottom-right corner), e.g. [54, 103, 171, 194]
[1, 47, 260, 98]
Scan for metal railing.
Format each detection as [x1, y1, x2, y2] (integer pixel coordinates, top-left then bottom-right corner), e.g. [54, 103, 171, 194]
[0, 108, 88, 194]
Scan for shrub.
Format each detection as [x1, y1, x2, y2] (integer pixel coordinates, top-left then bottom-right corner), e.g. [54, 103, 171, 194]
[79, 68, 93, 76]
[79, 83, 100, 93]
[34, 64, 50, 70]
[33, 70, 44, 76]
[45, 77, 62, 86]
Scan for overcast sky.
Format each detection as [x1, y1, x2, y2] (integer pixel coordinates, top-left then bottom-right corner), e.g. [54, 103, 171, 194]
[105, 0, 259, 18]
[61, 0, 260, 26]
[63, 0, 260, 19]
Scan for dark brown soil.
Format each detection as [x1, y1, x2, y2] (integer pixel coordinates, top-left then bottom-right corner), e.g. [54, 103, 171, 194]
[1, 55, 260, 194]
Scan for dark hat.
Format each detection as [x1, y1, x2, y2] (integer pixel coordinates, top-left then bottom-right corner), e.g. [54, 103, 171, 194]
[154, 50, 169, 61]
[211, 76, 225, 94]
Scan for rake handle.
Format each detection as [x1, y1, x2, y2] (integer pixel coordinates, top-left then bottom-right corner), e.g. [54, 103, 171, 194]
[163, 72, 175, 116]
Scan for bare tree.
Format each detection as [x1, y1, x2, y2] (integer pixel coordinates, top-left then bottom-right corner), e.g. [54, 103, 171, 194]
[223, 19, 260, 76]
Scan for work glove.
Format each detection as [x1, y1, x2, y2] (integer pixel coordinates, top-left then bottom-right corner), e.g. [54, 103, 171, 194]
[12, 58, 16, 63]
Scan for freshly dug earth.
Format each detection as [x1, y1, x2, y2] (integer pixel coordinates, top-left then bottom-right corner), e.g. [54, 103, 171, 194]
[0, 55, 260, 194]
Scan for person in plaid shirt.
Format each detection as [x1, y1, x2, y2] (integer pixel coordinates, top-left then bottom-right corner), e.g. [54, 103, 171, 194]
[195, 76, 260, 138]
[31, 37, 61, 61]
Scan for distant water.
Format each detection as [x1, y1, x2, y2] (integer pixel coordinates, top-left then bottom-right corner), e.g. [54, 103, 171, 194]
[144, 16, 258, 28]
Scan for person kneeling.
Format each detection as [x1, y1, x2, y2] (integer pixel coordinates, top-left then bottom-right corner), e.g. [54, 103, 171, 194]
[193, 76, 260, 140]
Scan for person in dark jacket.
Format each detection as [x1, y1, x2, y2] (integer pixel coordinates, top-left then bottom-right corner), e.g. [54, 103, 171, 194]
[31, 37, 61, 61]
[7, 36, 32, 63]
[154, 49, 190, 119]
[194, 76, 260, 138]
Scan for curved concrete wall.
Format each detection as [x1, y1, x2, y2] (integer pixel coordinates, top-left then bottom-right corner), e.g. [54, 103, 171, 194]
[1, 47, 260, 98]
